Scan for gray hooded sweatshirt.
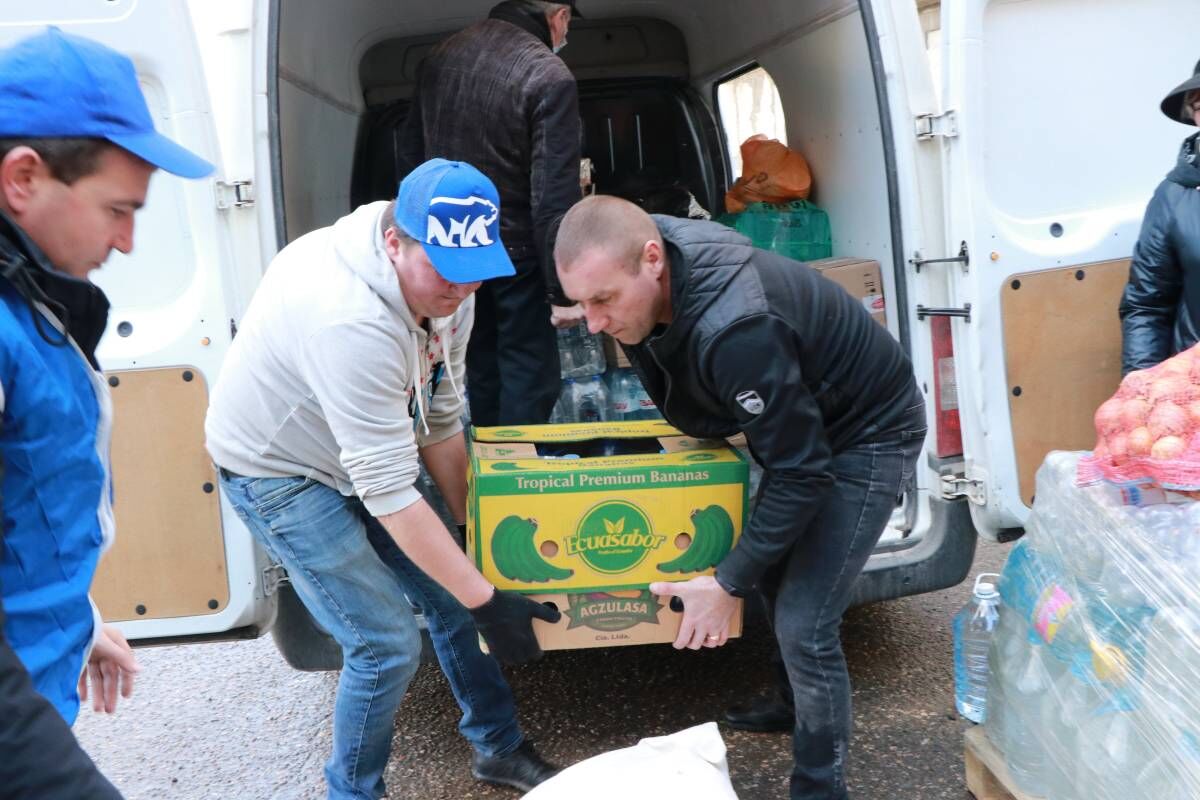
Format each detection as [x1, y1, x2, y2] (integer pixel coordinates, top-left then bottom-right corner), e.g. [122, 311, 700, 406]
[205, 201, 472, 516]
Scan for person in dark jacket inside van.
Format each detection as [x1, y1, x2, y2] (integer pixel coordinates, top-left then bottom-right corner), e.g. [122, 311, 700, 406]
[399, 0, 585, 427]
[554, 196, 926, 800]
[0, 28, 213, 799]
[1120, 59, 1200, 374]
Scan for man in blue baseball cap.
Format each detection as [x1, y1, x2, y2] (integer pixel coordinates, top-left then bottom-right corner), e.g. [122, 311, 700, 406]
[206, 158, 562, 799]
[0, 26, 213, 800]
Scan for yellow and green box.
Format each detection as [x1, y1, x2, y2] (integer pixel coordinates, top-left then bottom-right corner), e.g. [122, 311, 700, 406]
[467, 420, 749, 594]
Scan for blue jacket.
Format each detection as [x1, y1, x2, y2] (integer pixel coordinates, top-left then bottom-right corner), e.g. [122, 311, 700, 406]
[0, 213, 114, 726]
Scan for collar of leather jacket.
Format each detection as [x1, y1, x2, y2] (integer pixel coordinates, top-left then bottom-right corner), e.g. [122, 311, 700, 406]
[645, 215, 750, 359]
[1168, 132, 1200, 189]
[487, 1, 553, 49]
[0, 210, 111, 369]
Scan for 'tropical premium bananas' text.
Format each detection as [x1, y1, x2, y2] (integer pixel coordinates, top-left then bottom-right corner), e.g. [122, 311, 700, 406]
[512, 470, 712, 493]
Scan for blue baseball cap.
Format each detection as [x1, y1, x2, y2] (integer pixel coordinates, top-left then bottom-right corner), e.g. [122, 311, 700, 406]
[0, 27, 213, 179]
[395, 159, 516, 284]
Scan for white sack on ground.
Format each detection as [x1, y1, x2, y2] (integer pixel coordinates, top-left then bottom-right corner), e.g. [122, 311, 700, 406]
[523, 721, 739, 799]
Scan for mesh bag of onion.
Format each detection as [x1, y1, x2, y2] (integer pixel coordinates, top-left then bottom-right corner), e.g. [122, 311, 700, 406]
[1078, 343, 1200, 492]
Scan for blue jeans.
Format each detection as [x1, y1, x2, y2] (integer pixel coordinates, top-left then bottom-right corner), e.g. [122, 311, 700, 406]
[219, 472, 523, 800]
[762, 409, 926, 800]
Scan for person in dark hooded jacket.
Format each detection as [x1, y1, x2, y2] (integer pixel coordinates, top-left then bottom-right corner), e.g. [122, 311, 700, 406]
[1120, 59, 1200, 374]
[399, 0, 585, 427]
[554, 196, 926, 800]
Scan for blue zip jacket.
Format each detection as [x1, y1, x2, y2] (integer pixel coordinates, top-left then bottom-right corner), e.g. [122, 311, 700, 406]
[0, 213, 114, 726]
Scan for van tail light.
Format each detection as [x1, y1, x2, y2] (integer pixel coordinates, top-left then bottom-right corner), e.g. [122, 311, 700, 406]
[931, 316, 963, 458]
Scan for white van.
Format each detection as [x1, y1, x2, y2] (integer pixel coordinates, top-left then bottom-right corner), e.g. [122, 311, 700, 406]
[5, 0, 1196, 665]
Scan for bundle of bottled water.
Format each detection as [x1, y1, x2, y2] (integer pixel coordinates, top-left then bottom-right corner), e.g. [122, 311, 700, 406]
[550, 323, 662, 424]
[979, 451, 1200, 799]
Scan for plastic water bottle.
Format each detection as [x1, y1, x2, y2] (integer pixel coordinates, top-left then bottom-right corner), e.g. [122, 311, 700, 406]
[953, 572, 1001, 723]
[606, 367, 660, 421]
[999, 539, 1090, 671]
[1003, 637, 1055, 796]
[549, 380, 572, 424]
[570, 375, 609, 423]
[558, 323, 605, 379]
[605, 368, 632, 420]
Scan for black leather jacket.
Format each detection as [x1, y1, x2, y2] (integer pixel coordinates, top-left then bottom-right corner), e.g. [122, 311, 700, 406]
[399, 1, 582, 304]
[621, 217, 922, 595]
[1119, 132, 1200, 374]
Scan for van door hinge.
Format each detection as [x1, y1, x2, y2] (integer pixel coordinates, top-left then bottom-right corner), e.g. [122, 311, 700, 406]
[915, 109, 958, 140]
[215, 179, 255, 210]
[940, 475, 986, 505]
[262, 564, 289, 596]
[910, 241, 969, 273]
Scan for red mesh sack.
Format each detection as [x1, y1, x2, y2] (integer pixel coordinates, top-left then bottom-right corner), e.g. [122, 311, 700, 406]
[724, 135, 812, 213]
[1078, 343, 1200, 492]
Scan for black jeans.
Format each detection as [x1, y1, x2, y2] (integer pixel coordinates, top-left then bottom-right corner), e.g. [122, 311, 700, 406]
[466, 256, 561, 426]
[762, 408, 926, 800]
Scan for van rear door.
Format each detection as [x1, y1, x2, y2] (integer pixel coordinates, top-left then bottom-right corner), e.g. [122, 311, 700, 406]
[0, 1, 271, 641]
[937, 0, 1200, 538]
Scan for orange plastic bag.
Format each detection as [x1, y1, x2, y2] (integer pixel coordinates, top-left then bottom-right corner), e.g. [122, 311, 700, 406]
[1077, 343, 1200, 493]
[724, 135, 812, 213]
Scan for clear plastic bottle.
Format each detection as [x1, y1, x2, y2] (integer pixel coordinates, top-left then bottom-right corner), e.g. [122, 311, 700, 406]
[605, 368, 632, 420]
[999, 539, 1090, 672]
[549, 379, 573, 423]
[558, 323, 606, 379]
[984, 605, 1023, 754]
[1073, 687, 1152, 800]
[606, 366, 660, 421]
[1003, 637, 1054, 797]
[570, 375, 609, 423]
[953, 572, 1001, 723]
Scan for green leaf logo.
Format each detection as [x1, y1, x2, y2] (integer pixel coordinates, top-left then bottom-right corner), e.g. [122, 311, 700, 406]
[566, 500, 663, 574]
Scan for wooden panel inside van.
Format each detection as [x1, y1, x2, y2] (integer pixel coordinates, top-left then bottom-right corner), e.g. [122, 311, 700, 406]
[91, 368, 229, 622]
[1002, 260, 1129, 506]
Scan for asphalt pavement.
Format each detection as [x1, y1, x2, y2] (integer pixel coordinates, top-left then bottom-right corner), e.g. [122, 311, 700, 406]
[75, 538, 1007, 799]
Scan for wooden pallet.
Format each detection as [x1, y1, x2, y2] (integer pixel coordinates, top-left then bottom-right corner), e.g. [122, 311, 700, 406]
[964, 726, 1045, 800]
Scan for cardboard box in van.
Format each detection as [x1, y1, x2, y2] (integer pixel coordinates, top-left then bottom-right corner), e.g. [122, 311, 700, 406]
[810, 257, 886, 326]
[467, 421, 749, 595]
[528, 589, 743, 651]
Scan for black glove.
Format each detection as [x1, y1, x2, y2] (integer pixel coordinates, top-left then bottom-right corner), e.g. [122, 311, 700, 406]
[469, 589, 562, 666]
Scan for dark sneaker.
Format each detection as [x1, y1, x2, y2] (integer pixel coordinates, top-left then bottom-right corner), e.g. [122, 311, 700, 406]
[722, 693, 795, 733]
[472, 740, 560, 792]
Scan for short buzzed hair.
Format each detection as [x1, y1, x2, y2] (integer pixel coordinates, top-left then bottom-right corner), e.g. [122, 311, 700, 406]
[0, 137, 116, 185]
[555, 195, 661, 274]
[380, 199, 418, 248]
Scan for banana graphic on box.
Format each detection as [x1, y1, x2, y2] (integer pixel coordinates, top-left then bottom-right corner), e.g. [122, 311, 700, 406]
[490, 515, 574, 583]
[657, 505, 735, 574]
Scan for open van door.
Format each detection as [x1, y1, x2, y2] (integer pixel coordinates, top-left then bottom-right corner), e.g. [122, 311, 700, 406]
[0, 2, 274, 642]
[937, 0, 1200, 538]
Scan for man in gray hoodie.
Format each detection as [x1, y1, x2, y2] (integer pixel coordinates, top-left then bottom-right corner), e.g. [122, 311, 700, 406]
[205, 159, 560, 799]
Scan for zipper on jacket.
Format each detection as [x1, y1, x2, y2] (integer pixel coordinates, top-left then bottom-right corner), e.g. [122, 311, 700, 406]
[646, 341, 676, 425]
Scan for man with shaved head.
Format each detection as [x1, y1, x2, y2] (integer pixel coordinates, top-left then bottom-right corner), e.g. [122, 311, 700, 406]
[555, 195, 926, 800]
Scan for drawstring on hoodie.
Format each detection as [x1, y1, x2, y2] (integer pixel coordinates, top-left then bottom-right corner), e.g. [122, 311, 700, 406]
[409, 317, 463, 437]
[0, 251, 71, 349]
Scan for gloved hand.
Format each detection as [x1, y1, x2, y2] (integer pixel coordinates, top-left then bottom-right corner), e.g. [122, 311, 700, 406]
[469, 589, 562, 665]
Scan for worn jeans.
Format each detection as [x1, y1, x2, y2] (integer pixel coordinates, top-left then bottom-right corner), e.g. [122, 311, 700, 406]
[218, 472, 523, 800]
[761, 409, 926, 800]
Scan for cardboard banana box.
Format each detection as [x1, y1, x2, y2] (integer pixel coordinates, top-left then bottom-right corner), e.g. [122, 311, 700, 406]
[467, 421, 749, 595]
[529, 590, 743, 650]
